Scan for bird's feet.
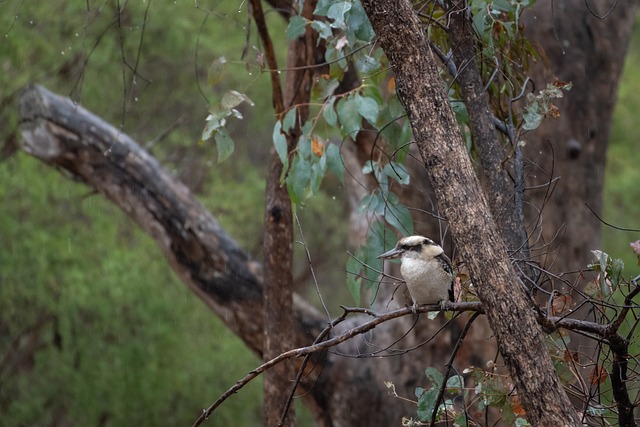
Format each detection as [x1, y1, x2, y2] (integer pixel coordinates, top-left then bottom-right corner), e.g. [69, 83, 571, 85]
[411, 302, 419, 316]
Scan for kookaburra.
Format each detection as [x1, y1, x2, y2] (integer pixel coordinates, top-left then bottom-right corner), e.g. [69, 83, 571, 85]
[378, 235, 454, 310]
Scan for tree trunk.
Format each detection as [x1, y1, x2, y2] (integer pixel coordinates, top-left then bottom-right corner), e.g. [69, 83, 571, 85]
[358, 0, 580, 425]
[523, 1, 639, 272]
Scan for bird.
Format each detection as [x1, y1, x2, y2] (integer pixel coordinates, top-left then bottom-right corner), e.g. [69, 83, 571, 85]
[378, 235, 454, 311]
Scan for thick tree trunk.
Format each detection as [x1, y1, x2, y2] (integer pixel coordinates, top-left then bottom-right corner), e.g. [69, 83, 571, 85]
[358, 1, 580, 425]
[523, 1, 639, 272]
[448, 1, 530, 267]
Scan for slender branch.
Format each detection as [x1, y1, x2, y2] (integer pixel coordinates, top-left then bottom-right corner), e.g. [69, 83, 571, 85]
[191, 302, 480, 426]
[447, 1, 533, 280]
[430, 311, 480, 426]
[216, 275, 639, 426]
[249, 0, 285, 116]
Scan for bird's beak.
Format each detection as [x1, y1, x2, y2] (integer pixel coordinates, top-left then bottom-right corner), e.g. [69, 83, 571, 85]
[377, 248, 403, 260]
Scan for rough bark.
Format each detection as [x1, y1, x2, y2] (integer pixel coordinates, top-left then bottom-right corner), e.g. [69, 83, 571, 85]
[448, 1, 530, 266]
[249, 0, 298, 423]
[358, 1, 580, 426]
[523, 1, 639, 272]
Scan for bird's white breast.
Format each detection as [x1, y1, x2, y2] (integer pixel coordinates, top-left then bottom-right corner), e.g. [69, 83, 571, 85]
[400, 257, 451, 305]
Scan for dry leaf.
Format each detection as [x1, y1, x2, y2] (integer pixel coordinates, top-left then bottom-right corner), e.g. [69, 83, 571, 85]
[551, 293, 573, 315]
[563, 349, 579, 363]
[387, 76, 396, 93]
[511, 395, 526, 416]
[589, 365, 608, 386]
[311, 137, 324, 157]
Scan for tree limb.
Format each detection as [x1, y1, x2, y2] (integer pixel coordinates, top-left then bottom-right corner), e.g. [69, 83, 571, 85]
[358, 1, 581, 425]
[18, 83, 326, 358]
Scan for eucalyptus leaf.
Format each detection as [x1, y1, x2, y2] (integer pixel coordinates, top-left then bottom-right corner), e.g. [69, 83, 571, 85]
[325, 143, 345, 183]
[286, 16, 308, 40]
[283, 107, 297, 132]
[214, 128, 235, 163]
[337, 96, 362, 136]
[273, 121, 288, 168]
[355, 93, 379, 125]
[323, 97, 338, 127]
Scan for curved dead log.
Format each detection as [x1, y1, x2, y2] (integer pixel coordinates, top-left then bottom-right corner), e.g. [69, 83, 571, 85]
[19, 84, 329, 357]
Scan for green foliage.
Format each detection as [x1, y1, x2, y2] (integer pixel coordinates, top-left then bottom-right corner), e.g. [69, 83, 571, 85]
[604, 14, 640, 278]
[346, 221, 397, 305]
[0, 156, 263, 426]
[521, 81, 573, 131]
[0, 2, 286, 425]
[202, 85, 255, 163]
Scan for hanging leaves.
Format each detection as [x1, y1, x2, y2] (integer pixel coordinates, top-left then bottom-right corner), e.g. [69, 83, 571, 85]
[522, 81, 573, 131]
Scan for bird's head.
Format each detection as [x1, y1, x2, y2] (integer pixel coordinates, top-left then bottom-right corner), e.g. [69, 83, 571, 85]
[377, 235, 444, 262]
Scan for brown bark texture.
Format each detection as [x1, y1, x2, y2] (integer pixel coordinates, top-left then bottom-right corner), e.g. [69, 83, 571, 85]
[250, 0, 297, 422]
[358, 0, 580, 426]
[448, 2, 530, 265]
[523, 1, 639, 272]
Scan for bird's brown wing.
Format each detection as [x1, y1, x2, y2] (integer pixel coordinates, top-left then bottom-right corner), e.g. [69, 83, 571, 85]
[436, 253, 455, 302]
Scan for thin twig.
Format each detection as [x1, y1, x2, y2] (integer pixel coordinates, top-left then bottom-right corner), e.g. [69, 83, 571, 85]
[430, 311, 480, 426]
[191, 303, 480, 426]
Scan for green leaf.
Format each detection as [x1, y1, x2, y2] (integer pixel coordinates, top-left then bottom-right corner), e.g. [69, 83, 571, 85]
[357, 193, 380, 214]
[310, 20, 333, 40]
[348, 0, 375, 42]
[337, 96, 362, 136]
[313, 75, 340, 99]
[611, 258, 625, 287]
[425, 367, 443, 388]
[361, 160, 375, 175]
[273, 121, 288, 168]
[327, 2, 352, 29]
[309, 160, 325, 195]
[298, 133, 312, 159]
[355, 93, 379, 124]
[286, 16, 308, 39]
[201, 114, 223, 141]
[283, 107, 297, 132]
[322, 97, 338, 127]
[286, 155, 311, 204]
[522, 102, 543, 130]
[214, 128, 235, 163]
[221, 90, 253, 110]
[445, 375, 464, 392]
[362, 222, 386, 288]
[325, 143, 345, 183]
[314, 0, 333, 16]
[416, 386, 438, 421]
[387, 95, 406, 118]
[207, 56, 227, 87]
[346, 255, 362, 305]
[384, 200, 414, 235]
[383, 162, 410, 185]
